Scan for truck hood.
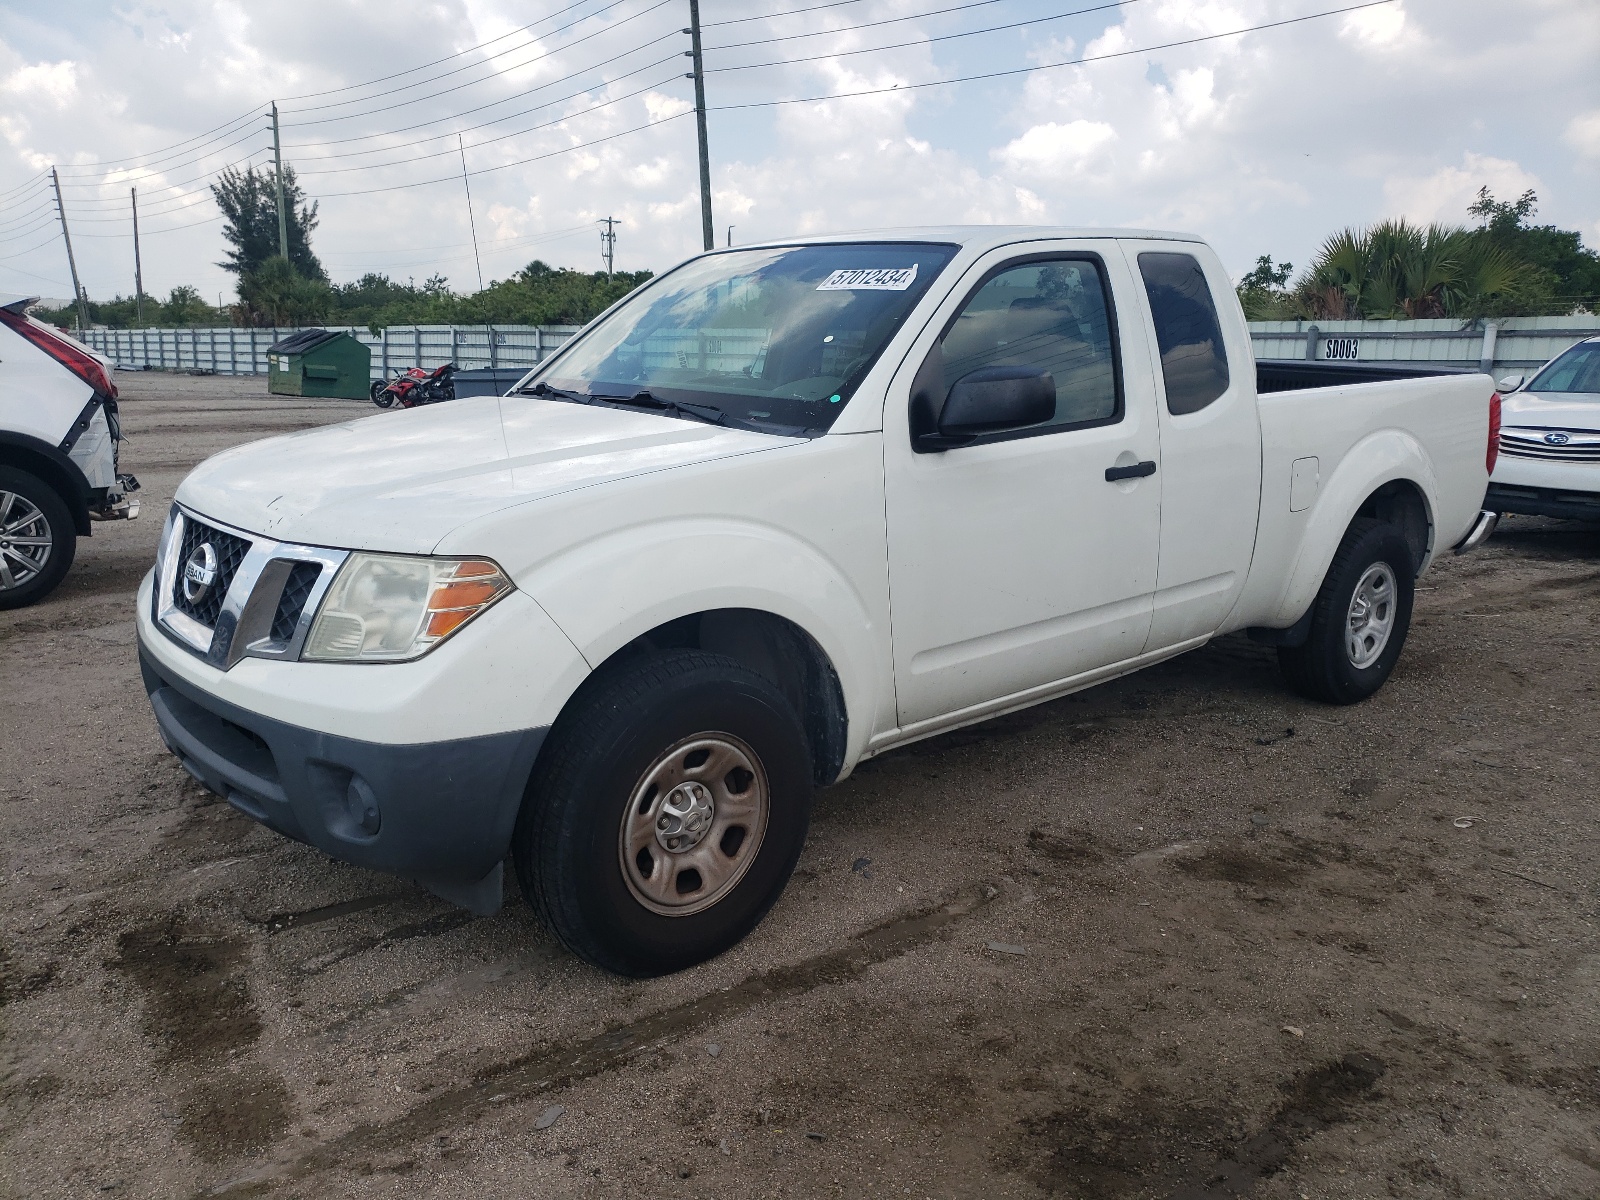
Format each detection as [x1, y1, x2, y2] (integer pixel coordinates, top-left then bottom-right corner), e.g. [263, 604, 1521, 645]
[1501, 391, 1600, 432]
[175, 395, 797, 553]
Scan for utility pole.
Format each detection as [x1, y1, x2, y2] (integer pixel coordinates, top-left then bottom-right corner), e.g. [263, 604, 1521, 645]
[270, 101, 289, 261]
[458, 135, 484, 292]
[50, 167, 90, 331]
[600, 216, 617, 277]
[131, 186, 145, 323]
[685, 1, 713, 251]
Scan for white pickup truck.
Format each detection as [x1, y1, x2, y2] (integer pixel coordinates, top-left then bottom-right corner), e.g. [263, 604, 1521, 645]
[137, 228, 1498, 975]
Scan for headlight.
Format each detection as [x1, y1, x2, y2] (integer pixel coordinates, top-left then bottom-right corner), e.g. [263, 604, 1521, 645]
[302, 554, 512, 662]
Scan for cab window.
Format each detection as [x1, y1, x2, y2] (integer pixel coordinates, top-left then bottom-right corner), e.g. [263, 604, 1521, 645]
[1138, 251, 1231, 415]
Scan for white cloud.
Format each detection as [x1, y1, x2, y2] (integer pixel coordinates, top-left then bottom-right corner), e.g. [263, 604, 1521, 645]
[4, 60, 78, 107]
[0, 0, 1595, 303]
[644, 93, 691, 124]
[1341, 4, 1414, 49]
[995, 120, 1117, 176]
[1566, 110, 1600, 162]
[1382, 153, 1543, 225]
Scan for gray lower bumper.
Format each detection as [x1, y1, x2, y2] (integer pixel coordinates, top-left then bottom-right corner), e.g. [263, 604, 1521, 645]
[1485, 483, 1600, 523]
[139, 641, 546, 913]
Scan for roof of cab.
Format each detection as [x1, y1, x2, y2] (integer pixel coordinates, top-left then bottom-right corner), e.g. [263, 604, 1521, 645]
[732, 226, 1205, 253]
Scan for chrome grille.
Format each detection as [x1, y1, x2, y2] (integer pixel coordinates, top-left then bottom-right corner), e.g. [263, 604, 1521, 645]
[154, 506, 347, 669]
[1499, 429, 1600, 462]
[170, 518, 250, 627]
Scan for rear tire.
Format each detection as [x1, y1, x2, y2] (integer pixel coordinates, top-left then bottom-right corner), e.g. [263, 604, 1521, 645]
[514, 649, 813, 976]
[1278, 519, 1415, 705]
[0, 467, 76, 611]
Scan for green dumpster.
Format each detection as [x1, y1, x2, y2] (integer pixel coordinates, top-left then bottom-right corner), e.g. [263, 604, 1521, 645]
[267, 329, 371, 399]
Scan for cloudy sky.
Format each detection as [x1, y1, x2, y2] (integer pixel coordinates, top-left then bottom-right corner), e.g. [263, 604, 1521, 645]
[1, 0, 1596, 307]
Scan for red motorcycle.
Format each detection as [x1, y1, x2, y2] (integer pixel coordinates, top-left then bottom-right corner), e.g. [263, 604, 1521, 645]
[370, 362, 457, 409]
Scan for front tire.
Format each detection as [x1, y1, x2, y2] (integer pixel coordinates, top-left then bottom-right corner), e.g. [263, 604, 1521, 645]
[0, 467, 76, 611]
[370, 380, 396, 408]
[514, 650, 813, 976]
[1278, 519, 1415, 705]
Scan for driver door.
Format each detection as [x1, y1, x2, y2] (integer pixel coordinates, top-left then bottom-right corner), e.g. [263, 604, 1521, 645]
[882, 243, 1164, 730]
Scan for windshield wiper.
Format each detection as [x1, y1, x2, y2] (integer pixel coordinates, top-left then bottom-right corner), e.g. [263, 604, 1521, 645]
[601, 389, 727, 427]
[527, 381, 595, 404]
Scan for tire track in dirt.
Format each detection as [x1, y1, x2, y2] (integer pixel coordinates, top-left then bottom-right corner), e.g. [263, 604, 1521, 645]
[206, 888, 992, 1194]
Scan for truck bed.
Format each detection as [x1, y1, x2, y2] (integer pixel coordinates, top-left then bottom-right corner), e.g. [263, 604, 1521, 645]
[1256, 359, 1470, 394]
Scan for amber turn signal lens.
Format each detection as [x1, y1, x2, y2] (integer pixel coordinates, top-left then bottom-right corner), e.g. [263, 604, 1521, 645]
[428, 579, 503, 609]
[424, 608, 475, 638]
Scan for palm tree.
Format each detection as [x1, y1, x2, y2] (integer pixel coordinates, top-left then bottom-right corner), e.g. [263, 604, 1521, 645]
[1295, 219, 1530, 319]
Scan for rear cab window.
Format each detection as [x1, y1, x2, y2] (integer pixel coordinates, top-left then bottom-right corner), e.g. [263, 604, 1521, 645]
[1137, 251, 1230, 415]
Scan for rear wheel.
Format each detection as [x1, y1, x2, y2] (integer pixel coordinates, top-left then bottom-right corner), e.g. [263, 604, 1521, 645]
[0, 467, 76, 610]
[1278, 519, 1415, 705]
[514, 649, 813, 976]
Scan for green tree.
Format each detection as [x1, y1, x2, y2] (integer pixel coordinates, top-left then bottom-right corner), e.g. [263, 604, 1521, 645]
[161, 285, 213, 325]
[1236, 255, 1295, 319]
[211, 164, 325, 282]
[235, 256, 331, 326]
[1468, 187, 1600, 314]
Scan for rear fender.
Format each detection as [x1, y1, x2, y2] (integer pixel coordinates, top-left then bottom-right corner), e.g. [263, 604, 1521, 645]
[523, 517, 881, 768]
[0, 431, 92, 534]
[1269, 429, 1438, 626]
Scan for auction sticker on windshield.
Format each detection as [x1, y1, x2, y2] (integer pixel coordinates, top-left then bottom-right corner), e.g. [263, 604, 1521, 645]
[817, 265, 919, 291]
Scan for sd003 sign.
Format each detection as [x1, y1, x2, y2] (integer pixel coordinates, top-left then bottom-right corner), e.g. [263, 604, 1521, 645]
[1323, 337, 1360, 361]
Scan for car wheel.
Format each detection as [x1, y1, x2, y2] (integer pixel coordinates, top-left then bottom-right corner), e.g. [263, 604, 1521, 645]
[1278, 519, 1416, 705]
[0, 467, 76, 611]
[514, 649, 813, 976]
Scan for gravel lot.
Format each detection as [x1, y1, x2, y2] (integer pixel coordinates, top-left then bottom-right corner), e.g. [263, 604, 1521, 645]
[2, 371, 1597, 1199]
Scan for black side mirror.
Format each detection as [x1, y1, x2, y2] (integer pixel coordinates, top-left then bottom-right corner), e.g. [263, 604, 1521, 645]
[918, 366, 1055, 450]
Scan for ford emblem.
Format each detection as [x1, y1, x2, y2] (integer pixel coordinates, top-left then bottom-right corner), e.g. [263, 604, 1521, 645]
[183, 542, 219, 603]
[1544, 432, 1571, 446]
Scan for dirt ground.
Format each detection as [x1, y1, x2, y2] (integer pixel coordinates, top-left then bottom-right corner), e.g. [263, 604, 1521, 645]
[1, 370, 1597, 1199]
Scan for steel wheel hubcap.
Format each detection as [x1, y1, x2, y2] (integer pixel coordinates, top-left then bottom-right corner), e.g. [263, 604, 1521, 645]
[0, 490, 53, 591]
[1346, 562, 1397, 669]
[619, 733, 769, 917]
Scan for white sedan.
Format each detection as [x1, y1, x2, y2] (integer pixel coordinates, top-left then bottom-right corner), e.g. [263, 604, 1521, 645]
[1488, 336, 1600, 522]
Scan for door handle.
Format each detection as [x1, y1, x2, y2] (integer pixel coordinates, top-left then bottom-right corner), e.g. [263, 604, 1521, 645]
[1105, 460, 1157, 482]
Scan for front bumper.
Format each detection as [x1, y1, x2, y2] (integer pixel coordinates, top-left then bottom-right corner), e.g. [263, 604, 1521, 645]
[140, 638, 546, 913]
[1486, 482, 1600, 522]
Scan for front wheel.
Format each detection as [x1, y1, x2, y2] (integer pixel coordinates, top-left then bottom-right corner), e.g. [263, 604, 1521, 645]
[370, 380, 396, 408]
[1278, 519, 1416, 705]
[514, 649, 813, 976]
[0, 467, 76, 611]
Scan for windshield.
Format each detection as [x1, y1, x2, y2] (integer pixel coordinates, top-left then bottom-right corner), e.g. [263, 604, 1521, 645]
[1527, 341, 1600, 395]
[525, 241, 958, 434]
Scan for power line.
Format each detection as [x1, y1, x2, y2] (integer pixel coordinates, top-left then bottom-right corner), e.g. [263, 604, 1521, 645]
[280, 0, 678, 124]
[709, 1, 1398, 107]
[293, 76, 681, 175]
[704, 0, 866, 28]
[274, 0, 638, 104]
[53, 104, 268, 174]
[285, 56, 681, 158]
[311, 109, 692, 199]
[705, 0, 1138, 74]
[706, 0, 1015, 51]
